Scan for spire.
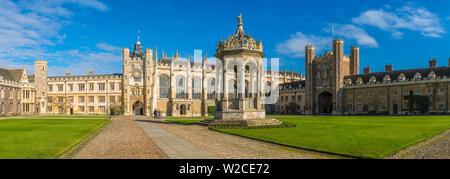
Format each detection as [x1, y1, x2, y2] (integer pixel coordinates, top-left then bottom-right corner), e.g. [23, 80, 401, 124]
[176, 49, 179, 59]
[154, 46, 158, 61]
[236, 13, 245, 35]
[203, 53, 208, 63]
[23, 59, 27, 74]
[137, 30, 141, 44]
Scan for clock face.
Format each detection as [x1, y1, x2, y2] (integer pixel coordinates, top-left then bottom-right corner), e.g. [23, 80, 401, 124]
[132, 69, 142, 79]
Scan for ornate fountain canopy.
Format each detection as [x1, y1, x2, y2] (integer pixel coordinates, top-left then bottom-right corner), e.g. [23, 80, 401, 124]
[216, 14, 263, 54]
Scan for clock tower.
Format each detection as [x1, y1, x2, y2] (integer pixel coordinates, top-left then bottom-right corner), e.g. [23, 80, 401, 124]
[122, 32, 154, 116]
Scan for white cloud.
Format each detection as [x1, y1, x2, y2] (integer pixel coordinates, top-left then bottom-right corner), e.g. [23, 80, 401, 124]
[352, 4, 446, 38]
[332, 24, 379, 48]
[96, 43, 122, 52]
[275, 32, 331, 58]
[0, 0, 110, 75]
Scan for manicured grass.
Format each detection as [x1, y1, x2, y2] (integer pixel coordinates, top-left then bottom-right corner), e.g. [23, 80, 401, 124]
[0, 119, 109, 159]
[31, 115, 107, 119]
[164, 116, 213, 120]
[214, 116, 450, 159]
[266, 115, 300, 118]
[166, 120, 202, 125]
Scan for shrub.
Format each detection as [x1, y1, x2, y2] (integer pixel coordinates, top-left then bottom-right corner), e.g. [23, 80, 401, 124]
[210, 122, 296, 130]
[207, 106, 215, 116]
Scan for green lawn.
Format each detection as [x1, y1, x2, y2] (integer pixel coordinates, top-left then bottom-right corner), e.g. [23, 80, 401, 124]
[166, 120, 202, 125]
[30, 115, 107, 119]
[164, 116, 213, 120]
[214, 116, 450, 159]
[0, 119, 109, 159]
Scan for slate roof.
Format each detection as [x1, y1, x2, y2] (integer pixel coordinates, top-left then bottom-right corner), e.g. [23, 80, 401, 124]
[344, 66, 450, 83]
[0, 68, 24, 82]
[280, 80, 305, 90]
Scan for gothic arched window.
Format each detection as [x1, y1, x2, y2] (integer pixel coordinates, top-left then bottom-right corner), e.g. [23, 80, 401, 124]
[192, 77, 202, 99]
[176, 77, 185, 99]
[159, 75, 169, 98]
[207, 78, 215, 99]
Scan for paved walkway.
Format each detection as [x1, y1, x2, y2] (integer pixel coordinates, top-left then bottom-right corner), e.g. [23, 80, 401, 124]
[69, 116, 168, 159]
[136, 120, 219, 159]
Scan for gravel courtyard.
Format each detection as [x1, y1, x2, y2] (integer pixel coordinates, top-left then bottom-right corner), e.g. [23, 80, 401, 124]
[70, 116, 168, 159]
[390, 130, 449, 159]
[150, 120, 343, 159]
[67, 116, 448, 159]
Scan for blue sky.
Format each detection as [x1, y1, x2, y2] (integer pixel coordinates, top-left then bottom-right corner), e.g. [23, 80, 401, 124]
[0, 0, 449, 76]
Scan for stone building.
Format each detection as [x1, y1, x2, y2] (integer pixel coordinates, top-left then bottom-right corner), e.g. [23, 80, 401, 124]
[46, 72, 122, 115]
[274, 38, 450, 116]
[7, 14, 448, 117]
[304, 39, 359, 115]
[0, 68, 24, 115]
[342, 60, 450, 115]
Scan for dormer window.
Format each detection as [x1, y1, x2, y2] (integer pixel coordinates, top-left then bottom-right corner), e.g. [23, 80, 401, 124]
[428, 71, 436, 80]
[345, 79, 352, 85]
[398, 73, 406, 81]
[369, 76, 376, 84]
[356, 78, 363, 85]
[383, 75, 391, 83]
[414, 72, 422, 80]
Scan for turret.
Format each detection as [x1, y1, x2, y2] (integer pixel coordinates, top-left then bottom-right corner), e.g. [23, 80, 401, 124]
[123, 48, 130, 59]
[145, 48, 153, 65]
[350, 46, 360, 75]
[34, 60, 48, 114]
[305, 45, 315, 115]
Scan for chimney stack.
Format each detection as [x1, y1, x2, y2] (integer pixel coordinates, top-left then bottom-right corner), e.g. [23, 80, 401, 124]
[65, 72, 71, 76]
[385, 64, 393, 72]
[88, 70, 94, 75]
[429, 58, 437, 68]
[363, 67, 371, 74]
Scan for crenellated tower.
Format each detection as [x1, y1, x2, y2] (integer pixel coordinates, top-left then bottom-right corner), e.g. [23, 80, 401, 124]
[350, 46, 360, 75]
[305, 45, 315, 114]
[34, 60, 48, 114]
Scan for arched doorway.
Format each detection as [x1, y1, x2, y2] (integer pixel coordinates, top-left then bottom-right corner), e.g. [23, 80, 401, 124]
[393, 104, 398, 114]
[180, 104, 186, 115]
[133, 101, 144, 115]
[318, 92, 333, 114]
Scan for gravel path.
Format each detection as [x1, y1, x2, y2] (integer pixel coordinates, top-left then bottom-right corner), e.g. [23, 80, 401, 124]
[390, 130, 450, 159]
[151, 121, 344, 159]
[70, 116, 168, 159]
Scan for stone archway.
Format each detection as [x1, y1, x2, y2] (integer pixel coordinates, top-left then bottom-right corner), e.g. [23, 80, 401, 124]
[180, 104, 186, 115]
[318, 92, 333, 114]
[133, 101, 144, 115]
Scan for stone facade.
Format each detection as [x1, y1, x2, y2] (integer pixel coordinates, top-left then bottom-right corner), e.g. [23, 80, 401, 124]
[275, 39, 450, 116]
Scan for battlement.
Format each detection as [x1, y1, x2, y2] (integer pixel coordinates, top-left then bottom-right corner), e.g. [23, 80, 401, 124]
[34, 60, 48, 64]
[333, 38, 344, 43]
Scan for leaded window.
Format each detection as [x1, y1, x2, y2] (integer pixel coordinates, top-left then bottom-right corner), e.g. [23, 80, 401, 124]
[159, 75, 169, 98]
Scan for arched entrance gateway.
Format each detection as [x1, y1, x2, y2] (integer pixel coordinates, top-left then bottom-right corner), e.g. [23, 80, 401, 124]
[318, 92, 333, 114]
[180, 104, 187, 115]
[132, 101, 144, 115]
